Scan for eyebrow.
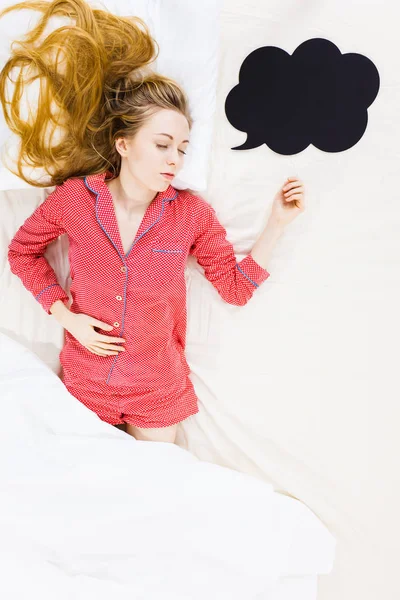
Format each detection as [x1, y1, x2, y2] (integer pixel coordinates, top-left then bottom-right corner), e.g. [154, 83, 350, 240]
[154, 133, 190, 144]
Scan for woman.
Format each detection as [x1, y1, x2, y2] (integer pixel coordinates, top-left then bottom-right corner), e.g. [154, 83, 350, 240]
[2, 0, 305, 444]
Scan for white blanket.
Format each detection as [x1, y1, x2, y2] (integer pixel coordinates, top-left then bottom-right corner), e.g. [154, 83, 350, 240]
[0, 332, 336, 599]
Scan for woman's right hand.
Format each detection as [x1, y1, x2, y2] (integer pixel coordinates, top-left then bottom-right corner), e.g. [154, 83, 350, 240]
[64, 313, 126, 356]
[50, 301, 125, 356]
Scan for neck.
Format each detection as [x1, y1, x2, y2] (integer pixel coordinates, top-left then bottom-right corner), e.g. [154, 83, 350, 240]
[107, 168, 158, 213]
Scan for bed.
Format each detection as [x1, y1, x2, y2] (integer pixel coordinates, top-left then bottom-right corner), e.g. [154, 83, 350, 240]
[0, 1, 341, 598]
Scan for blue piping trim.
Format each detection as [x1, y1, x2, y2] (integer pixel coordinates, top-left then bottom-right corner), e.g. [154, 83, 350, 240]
[152, 249, 183, 254]
[235, 263, 259, 288]
[84, 176, 127, 384]
[105, 265, 129, 384]
[125, 191, 178, 259]
[85, 177, 126, 264]
[36, 283, 59, 300]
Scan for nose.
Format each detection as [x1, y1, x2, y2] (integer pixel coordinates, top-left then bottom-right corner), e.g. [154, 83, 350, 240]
[168, 146, 183, 165]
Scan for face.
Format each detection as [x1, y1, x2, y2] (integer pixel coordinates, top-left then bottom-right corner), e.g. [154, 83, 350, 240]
[115, 108, 190, 192]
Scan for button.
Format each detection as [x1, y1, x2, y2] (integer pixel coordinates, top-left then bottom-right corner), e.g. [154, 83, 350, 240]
[120, 266, 127, 273]
[113, 321, 120, 328]
[116, 295, 122, 301]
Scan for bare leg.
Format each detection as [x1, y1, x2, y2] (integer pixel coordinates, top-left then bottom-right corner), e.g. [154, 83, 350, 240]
[125, 423, 178, 443]
[113, 423, 127, 432]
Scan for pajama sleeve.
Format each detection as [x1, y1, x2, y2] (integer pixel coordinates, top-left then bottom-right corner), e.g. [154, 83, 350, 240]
[7, 182, 70, 314]
[189, 197, 270, 306]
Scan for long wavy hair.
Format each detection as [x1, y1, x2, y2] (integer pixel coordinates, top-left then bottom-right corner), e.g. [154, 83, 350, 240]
[0, 0, 193, 187]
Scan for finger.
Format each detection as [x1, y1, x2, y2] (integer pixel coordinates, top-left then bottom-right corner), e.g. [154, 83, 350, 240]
[90, 319, 114, 331]
[96, 334, 126, 344]
[284, 193, 303, 202]
[87, 346, 108, 356]
[284, 186, 304, 197]
[87, 345, 118, 356]
[283, 181, 302, 192]
[93, 342, 126, 352]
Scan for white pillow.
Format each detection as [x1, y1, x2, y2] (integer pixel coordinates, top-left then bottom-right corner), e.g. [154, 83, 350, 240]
[0, 0, 221, 191]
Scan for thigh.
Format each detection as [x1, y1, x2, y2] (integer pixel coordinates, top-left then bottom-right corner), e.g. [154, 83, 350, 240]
[125, 423, 178, 443]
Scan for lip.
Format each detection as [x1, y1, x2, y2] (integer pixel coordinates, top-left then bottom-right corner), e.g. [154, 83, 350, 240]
[161, 173, 175, 179]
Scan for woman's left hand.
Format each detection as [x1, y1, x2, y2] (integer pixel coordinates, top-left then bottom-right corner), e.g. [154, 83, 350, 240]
[270, 176, 305, 228]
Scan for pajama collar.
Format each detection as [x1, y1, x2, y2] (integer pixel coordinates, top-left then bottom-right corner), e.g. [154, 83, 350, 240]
[84, 171, 178, 261]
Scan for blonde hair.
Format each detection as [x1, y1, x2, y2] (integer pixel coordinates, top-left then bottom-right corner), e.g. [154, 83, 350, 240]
[0, 0, 193, 187]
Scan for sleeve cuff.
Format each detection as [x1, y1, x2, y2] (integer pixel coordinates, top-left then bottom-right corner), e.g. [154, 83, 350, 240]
[236, 254, 270, 287]
[35, 284, 70, 314]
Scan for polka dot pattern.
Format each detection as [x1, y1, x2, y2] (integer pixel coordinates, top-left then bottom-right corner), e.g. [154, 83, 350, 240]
[7, 171, 270, 428]
[62, 370, 199, 428]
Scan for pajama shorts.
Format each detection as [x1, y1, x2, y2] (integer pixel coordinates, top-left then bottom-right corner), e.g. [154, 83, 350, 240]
[61, 373, 199, 429]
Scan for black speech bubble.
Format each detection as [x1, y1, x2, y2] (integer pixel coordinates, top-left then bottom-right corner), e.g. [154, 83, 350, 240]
[225, 38, 380, 155]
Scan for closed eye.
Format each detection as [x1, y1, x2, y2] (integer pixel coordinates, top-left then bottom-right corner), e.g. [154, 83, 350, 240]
[156, 144, 186, 155]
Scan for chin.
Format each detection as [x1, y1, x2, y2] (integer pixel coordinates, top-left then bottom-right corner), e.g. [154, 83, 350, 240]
[149, 182, 166, 193]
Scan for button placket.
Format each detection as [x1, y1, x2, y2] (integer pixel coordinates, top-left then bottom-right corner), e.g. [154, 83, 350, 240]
[113, 264, 127, 334]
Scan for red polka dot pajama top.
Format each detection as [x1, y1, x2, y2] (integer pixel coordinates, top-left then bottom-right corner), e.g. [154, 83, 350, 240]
[8, 171, 270, 428]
